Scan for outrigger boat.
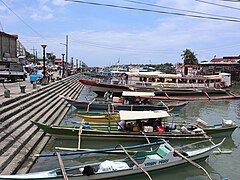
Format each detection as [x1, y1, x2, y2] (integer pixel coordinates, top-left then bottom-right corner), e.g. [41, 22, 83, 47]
[62, 96, 188, 111]
[191, 118, 238, 137]
[0, 139, 225, 180]
[76, 111, 238, 137]
[32, 110, 208, 141]
[121, 90, 240, 101]
[75, 113, 119, 123]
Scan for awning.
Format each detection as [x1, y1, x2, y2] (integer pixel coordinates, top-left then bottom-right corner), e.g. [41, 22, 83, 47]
[122, 91, 155, 97]
[119, 110, 170, 121]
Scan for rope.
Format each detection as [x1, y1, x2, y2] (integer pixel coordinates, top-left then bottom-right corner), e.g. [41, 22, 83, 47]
[118, 144, 152, 180]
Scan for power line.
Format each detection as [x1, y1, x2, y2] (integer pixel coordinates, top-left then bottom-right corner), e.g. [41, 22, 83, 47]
[0, 0, 44, 38]
[124, 0, 240, 20]
[0, 21, 4, 32]
[196, 0, 240, 10]
[220, 0, 240, 2]
[65, 0, 240, 22]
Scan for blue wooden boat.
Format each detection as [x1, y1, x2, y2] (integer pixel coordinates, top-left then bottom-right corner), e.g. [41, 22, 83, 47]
[62, 96, 188, 111]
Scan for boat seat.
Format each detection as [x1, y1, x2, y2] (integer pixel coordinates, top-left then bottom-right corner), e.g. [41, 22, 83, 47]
[156, 146, 170, 158]
[194, 118, 208, 128]
[131, 145, 170, 159]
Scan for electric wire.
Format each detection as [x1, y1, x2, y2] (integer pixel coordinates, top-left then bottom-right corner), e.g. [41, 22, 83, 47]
[65, 0, 240, 22]
[0, 0, 44, 38]
[0, 21, 4, 32]
[124, 0, 240, 20]
[196, 0, 240, 10]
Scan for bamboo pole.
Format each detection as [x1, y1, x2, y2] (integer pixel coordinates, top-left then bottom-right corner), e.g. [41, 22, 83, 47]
[56, 152, 69, 180]
[118, 144, 152, 180]
[78, 119, 84, 150]
[140, 131, 152, 151]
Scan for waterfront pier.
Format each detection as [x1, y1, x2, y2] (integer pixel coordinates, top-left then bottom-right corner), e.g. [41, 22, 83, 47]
[0, 73, 84, 175]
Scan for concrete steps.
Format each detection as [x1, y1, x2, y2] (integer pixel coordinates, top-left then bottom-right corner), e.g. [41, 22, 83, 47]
[0, 73, 84, 175]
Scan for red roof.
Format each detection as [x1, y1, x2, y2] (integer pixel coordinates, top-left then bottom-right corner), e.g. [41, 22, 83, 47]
[55, 58, 62, 63]
[211, 57, 239, 63]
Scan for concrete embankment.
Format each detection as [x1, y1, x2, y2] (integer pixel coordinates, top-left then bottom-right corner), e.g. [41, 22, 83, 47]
[0, 73, 84, 175]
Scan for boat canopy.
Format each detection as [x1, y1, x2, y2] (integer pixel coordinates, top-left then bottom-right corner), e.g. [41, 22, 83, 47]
[119, 110, 170, 121]
[122, 91, 155, 97]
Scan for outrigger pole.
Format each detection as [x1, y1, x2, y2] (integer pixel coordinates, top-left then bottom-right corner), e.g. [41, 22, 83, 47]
[36, 141, 166, 157]
[118, 144, 152, 180]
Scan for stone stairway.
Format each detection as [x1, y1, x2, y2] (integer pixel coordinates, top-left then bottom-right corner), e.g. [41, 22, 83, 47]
[0, 73, 84, 175]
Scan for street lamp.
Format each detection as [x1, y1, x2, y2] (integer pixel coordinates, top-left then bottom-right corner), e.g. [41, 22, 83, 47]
[62, 53, 65, 78]
[41, 44, 47, 78]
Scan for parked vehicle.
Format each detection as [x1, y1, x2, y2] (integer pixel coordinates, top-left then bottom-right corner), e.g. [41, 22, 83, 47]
[30, 70, 43, 84]
[0, 61, 26, 82]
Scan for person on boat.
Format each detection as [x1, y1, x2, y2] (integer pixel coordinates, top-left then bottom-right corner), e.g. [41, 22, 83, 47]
[146, 119, 158, 131]
[136, 120, 143, 131]
[156, 118, 163, 127]
[104, 91, 111, 102]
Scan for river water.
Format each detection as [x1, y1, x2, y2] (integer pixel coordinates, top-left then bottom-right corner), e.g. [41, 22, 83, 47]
[31, 86, 240, 180]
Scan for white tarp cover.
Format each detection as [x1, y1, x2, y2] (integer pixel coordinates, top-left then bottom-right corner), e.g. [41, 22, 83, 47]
[97, 160, 129, 173]
[122, 91, 155, 97]
[119, 110, 170, 121]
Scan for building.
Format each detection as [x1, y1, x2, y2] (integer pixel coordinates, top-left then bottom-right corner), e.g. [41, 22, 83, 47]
[54, 58, 62, 66]
[0, 32, 18, 60]
[200, 56, 240, 81]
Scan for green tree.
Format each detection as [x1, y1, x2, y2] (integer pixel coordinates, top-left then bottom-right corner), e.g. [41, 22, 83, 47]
[181, 49, 198, 65]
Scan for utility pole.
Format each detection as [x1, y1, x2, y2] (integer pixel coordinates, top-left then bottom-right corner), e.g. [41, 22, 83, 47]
[76, 59, 78, 68]
[71, 57, 74, 68]
[31, 47, 37, 64]
[66, 35, 68, 65]
[62, 53, 65, 78]
[35, 50, 38, 64]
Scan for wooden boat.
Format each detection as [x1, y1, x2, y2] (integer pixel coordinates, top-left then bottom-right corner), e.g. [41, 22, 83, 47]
[62, 96, 188, 111]
[79, 78, 134, 96]
[75, 113, 119, 123]
[79, 78, 240, 100]
[122, 90, 240, 101]
[76, 113, 238, 138]
[0, 139, 225, 179]
[31, 110, 208, 141]
[192, 118, 238, 137]
[80, 71, 232, 96]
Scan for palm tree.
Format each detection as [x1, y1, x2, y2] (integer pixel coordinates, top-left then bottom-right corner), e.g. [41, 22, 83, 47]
[181, 49, 198, 65]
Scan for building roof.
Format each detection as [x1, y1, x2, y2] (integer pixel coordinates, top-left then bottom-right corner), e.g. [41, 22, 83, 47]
[0, 32, 18, 39]
[55, 58, 62, 63]
[210, 56, 239, 64]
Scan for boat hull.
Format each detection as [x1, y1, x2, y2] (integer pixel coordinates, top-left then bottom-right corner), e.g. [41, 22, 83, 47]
[63, 97, 188, 111]
[31, 121, 207, 141]
[204, 126, 238, 137]
[0, 140, 220, 180]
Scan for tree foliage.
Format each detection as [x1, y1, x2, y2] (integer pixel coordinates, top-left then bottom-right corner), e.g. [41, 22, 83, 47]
[181, 49, 198, 65]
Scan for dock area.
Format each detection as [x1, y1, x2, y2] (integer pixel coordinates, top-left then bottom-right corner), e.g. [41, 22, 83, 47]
[0, 73, 84, 175]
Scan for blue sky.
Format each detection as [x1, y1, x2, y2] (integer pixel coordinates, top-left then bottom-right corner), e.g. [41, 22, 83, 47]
[1, 0, 240, 67]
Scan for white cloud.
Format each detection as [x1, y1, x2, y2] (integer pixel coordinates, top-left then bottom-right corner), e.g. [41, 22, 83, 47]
[52, 0, 69, 7]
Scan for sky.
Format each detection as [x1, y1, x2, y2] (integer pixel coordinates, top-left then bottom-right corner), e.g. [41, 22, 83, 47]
[0, 0, 240, 67]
